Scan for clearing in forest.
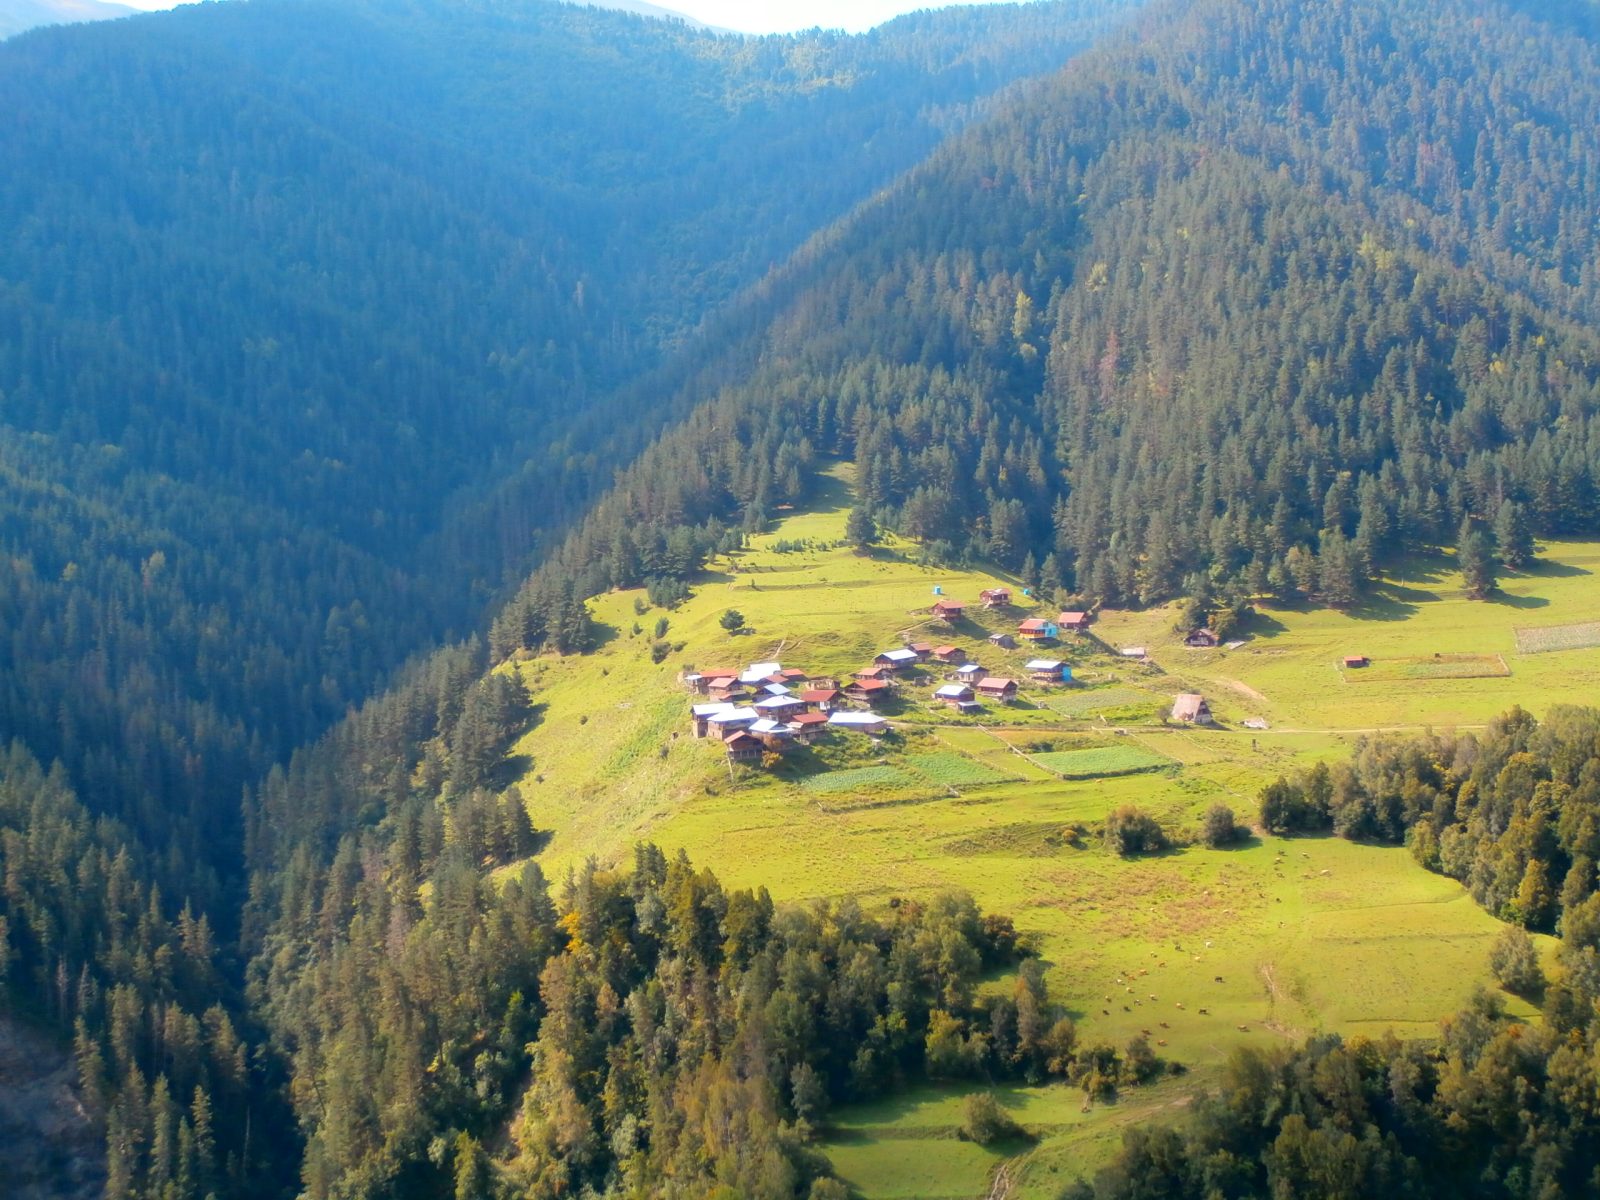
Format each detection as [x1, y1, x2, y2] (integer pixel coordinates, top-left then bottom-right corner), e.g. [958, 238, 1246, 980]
[500, 465, 1580, 1199]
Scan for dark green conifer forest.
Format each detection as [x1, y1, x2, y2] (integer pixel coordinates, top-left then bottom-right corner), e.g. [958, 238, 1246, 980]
[6, 0, 1600, 1195]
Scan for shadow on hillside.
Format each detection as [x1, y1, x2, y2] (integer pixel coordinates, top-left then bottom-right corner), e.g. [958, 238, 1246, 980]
[489, 752, 533, 791]
[1385, 554, 1452, 586]
[814, 469, 855, 511]
[1517, 556, 1591, 579]
[1235, 608, 1290, 638]
[1349, 582, 1432, 621]
[1489, 591, 1549, 609]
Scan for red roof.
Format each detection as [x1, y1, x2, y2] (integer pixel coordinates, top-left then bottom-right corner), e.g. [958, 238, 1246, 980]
[977, 677, 1018, 691]
[779, 668, 808, 680]
[1059, 611, 1090, 625]
[934, 645, 959, 656]
[707, 676, 739, 687]
[849, 678, 892, 693]
[981, 588, 1011, 598]
[1018, 619, 1048, 632]
[724, 732, 759, 747]
[910, 642, 933, 653]
[932, 598, 965, 611]
[791, 712, 829, 726]
[855, 665, 890, 678]
[800, 688, 840, 702]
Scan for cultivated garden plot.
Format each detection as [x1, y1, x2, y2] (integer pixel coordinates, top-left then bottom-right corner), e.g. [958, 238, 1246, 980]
[1515, 620, 1600, 654]
[1340, 653, 1511, 681]
[1043, 685, 1156, 718]
[903, 751, 1019, 787]
[1027, 745, 1171, 778]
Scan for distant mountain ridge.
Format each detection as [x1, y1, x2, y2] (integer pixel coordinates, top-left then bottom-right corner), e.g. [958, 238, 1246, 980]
[561, 0, 717, 29]
[0, 0, 133, 38]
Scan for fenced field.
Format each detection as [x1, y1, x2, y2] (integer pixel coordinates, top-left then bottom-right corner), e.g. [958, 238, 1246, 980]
[904, 752, 1018, 787]
[1028, 745, 1170, 778]
[1515, 621, 1600, 655]
[1343, 653, 1509, 681]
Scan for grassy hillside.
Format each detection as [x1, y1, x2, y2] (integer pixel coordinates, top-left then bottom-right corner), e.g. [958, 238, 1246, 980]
[500, 462, 1594, 1196]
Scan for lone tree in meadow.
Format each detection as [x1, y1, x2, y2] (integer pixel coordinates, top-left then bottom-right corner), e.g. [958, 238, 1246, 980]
[1458, 515, 1497, 599]
[845, 505, 877, 551]
[1103, 806, 1168, 857]
[1201, 803, 1241, 848]
[719, 608, 746, 634]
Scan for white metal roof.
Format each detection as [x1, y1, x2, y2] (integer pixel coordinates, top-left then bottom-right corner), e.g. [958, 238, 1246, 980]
[879, 648, 918, 662]
[691, 702, 735, 718]
[934, 684, 972, 698]
[1025, 659, 1063, 670]
[828, 711, 887, 727]
[707, 707, 758, 723]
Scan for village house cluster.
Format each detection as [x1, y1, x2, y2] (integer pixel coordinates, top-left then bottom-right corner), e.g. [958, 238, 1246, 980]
[684, 660, 891, 765]
[684, 596, 1120, 766]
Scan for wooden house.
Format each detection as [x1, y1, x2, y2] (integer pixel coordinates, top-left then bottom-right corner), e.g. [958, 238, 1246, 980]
[933, 683, 975, 708]
[908, 642, 934, 661]
[853, 665, 892, 681]
[1184, 628, 1221, 648]
[1026, 659, 1067, 683]
[843, 678, 893, 705]
[979, 587, 1012, 609]
[706, 706, 759, 736]
[690, 702, 734, 738]
[1018, 618, 1057, 641]
[754, 694, 805, 720]
[988, 632, 1016, 649]
[789, 712, 830, 742]
[828, 711, 889, 734]
[1171, 694, 1214, 725]
[954, 662, 984, 683]
[778, 668, 810, 684]
[874, 648, 919, 671]
[931, 598, 966, 623]
[1058, 611, 1092, 633]
[799, 687, 841, 712]
[706, 676, 746, 701]
[933, 644, 964, 664]
[724, 732, 763, 763]
[976, 677, 1019, 703]
[1343, 655, 1370, 669]
[749, 719, 796, 751]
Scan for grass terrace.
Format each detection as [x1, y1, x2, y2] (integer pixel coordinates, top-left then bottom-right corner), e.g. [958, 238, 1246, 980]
[498, 463, 1586, 1198]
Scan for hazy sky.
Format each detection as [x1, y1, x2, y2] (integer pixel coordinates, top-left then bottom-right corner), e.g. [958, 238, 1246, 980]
[116, 0, 1029, 36]
[665, 0, 1025, 34]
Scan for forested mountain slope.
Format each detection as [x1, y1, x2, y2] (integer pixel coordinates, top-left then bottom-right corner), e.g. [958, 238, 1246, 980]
[228, 0, 1600, 1197]
[12, 0, 1600, 1196]
[0, 0, 1134, 894]
[490, 0, 1600, 652]
[0, 3, 1145, 1195]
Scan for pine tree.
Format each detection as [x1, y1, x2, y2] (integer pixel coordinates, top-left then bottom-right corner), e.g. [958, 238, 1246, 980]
[1493, 499, 1534, 569]
[1458, 516, 1497, 598]
[845, 506, 877, 550]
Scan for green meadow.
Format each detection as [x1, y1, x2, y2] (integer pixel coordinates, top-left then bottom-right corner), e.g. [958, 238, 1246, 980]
[504, 463, 1588, 1198]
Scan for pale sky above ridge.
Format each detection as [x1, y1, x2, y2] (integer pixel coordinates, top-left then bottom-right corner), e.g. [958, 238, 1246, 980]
[114, 0, 1030, 36]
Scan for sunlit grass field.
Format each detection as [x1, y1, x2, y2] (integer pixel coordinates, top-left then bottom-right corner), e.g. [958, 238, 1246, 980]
[502, 462, 1584, 1197]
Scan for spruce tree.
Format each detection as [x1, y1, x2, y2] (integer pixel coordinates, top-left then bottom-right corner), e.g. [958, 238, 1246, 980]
[1458, 515, 1496, 598]
[1493, 499, 1534, 569]
[845, 506, 877, 551]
